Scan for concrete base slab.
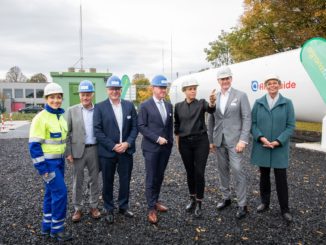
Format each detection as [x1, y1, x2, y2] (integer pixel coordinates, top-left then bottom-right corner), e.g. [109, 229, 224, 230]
[295, 142, 326, 153]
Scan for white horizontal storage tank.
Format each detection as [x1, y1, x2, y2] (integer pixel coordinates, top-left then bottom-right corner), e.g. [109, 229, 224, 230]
[170, 49, 326, 122]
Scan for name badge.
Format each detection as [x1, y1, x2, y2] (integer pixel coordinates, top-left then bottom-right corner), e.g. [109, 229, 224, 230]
[50, 132, 62, 138]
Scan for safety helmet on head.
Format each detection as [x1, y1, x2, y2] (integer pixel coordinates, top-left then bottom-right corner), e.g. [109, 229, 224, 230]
[44, 83, 64, 97]
[181, 78, 199, 92]
[263, 74, 281, 85]
[217, 66, 232, 79]
[151, 75, 168, 87]
[106, 76, 122, 88]
[78, 80, 95, 93]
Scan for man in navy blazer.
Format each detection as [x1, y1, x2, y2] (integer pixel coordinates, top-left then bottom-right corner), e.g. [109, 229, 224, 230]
[93, 76, 138, 224]
[138, 75, 173, 224]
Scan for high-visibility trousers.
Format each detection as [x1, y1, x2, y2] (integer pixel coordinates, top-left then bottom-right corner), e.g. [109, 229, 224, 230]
[41, 159, 67, 234]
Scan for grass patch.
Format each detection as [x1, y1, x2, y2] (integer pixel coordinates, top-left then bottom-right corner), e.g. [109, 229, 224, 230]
[296, 121, 322, 132]
[1, 112, 37, 121]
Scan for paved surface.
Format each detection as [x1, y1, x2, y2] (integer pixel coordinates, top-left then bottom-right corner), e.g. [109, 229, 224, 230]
[0, 121, 30, 139]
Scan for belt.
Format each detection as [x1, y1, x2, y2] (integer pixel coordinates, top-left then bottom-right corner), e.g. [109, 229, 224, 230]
[85, 144, 97, 148]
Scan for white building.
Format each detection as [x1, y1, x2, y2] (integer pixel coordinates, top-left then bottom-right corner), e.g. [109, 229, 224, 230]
[0, 82, 47, 113]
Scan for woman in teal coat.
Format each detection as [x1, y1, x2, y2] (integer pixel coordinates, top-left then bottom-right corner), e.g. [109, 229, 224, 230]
[251, 75, 295, 223]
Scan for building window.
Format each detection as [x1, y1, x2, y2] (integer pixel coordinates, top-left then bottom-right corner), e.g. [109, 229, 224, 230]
[26, 89, 34, 98]
[3, 89, 12, 99]
[36, 89, 44, 98]
[15, 89, 24, 98]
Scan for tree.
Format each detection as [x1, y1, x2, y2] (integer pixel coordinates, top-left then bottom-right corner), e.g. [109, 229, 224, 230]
[204, 30, 234, 67]
[206, 0, 326, 63]
[29, 73, 48, 83]
[5, 66, 27, 83]
[132, 74, 152, 105]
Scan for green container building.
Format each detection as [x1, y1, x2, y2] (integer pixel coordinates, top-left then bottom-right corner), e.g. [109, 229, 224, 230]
[50, 69, 111, 110]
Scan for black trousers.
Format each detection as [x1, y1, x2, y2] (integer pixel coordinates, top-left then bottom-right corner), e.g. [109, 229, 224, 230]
[179, 133, 209, 199]
[259, 167, 289, 214]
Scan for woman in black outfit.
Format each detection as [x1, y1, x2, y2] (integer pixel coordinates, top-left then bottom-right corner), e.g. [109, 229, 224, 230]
[174, 78, 216, 218]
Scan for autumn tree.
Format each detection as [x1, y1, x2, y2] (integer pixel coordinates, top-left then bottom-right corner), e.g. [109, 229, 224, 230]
[29, 73, 47, 83]
[132, 74, 152, 105]
[6, 66, 27, 83]
[206, 0, 326, 63]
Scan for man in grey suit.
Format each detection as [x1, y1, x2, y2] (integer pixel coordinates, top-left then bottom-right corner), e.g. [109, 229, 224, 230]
[208, 66, 251, 219]
[66, 80, 101, 222]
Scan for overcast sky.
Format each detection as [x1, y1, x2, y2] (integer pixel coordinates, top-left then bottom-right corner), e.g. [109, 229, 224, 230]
[0, 0, 244, 81]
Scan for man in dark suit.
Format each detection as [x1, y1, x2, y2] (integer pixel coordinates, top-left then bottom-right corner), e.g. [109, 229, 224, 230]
[93, 75, 138, 224]
[138, 75, 173, 224]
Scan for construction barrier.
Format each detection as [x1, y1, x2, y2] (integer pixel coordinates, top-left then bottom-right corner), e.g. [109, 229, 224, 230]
[0, 113, 14, 133]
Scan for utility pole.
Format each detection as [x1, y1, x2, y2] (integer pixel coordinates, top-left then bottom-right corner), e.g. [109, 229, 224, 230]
[170, 32, 173, 82]
[79, 0, 84, 70]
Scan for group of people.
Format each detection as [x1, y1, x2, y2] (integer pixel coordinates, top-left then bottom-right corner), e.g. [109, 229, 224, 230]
[29, 66, 295, 241]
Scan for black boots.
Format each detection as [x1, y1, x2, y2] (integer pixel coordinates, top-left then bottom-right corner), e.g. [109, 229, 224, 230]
[194, 200, 202, 218]
[185, 195, 196, 212]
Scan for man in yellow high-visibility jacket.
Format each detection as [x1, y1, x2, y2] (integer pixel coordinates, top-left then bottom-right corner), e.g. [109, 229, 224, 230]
[29, 83, 72, 241]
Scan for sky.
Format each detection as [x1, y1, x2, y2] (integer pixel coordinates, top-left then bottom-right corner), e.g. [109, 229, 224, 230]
[0, 0, 244, 82]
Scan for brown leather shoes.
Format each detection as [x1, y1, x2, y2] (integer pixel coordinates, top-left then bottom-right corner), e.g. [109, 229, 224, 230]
[90, 208, 101, 219]
[155, 202, 168, 212]
[72, 210, 82, 222]
[148, 210, 158, 224]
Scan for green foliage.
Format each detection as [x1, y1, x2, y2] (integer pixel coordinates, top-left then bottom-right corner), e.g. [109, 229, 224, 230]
[206, 0, 326, 63]
[204, 30, 233, 67]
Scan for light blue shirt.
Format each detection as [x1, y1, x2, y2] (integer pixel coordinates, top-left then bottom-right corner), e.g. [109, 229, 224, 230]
[153, 96, 167, 120]
[81, 104, 96, 144]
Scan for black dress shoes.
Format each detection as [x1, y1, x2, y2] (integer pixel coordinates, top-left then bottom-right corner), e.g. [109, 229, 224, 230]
[50, 230, 73, 241]
[194, 200, 202, 218]
[185, 196, 196, 212]
[105, 211, 114, 224]
[256, 203, 269, 213]
[119, 209, 134, 218]
[282, 212, 293, 223]
[217, 199, 231, 210]
[236, 206, 248, 219]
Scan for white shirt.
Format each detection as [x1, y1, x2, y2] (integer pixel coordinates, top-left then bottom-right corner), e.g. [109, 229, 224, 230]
[81, 104, 96, 144]
[266, 93, 280, 110]
[219, 87, 231, 115]
[110, 99, 123, 143]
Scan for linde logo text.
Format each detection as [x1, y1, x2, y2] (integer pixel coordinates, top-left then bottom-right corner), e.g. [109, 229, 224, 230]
[251, 80, 297, 92]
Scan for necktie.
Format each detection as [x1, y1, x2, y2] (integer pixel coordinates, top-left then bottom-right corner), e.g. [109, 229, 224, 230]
[158, 100, 167, 124]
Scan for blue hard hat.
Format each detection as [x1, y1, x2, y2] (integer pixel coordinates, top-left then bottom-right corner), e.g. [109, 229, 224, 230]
[78, 80, 95, 93]
[151, 75, 168, 87]
[106, 75, 122, 88]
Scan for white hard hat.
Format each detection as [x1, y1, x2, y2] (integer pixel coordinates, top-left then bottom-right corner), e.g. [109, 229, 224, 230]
[44, 83, 64, 97]
[263, 74, 281, 84]
[217, 66, 232, 79]
[181, 78, 199, 91]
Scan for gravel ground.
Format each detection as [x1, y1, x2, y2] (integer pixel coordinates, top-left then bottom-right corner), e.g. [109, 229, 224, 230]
[1, 137, 326, 244]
